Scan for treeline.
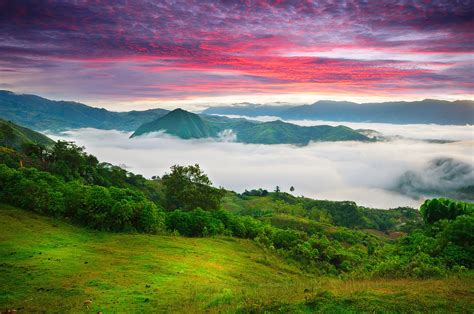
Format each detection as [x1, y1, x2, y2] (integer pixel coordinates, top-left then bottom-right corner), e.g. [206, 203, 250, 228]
[1, 141, 164, 202]
[238, 189, 422, 232]
[0, 164, 164, 233]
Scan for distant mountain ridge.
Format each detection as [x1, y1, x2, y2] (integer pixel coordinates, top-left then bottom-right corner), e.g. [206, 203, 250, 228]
[0, 90, 169, 131]
[131, 108, 370, 145]
[203, 99, 474, 125]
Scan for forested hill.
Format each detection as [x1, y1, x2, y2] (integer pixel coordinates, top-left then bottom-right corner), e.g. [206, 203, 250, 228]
[203, 99, 474, 125]
[0, 119, 54, 150]
[0, 90, 169, 131]
[132, 108, 370, 144]
[132, 108, 215, 139]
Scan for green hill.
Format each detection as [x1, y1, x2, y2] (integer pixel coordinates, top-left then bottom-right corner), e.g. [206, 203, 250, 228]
[232, 120, 369, 144]
[132, 108, 216, 139]
[0, 119, 54, 150]
[1, 205, 472, 313]
[0, 90, 168, 131]
[132, 109, 370, 144]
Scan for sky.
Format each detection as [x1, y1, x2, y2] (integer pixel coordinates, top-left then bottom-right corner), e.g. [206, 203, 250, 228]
[1, 0, 473, 110]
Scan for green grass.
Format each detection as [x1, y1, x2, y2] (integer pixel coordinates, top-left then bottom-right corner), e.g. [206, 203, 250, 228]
[1, 204, 473, 313]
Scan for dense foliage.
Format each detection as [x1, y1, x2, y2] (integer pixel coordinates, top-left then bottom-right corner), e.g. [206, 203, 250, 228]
[0, 118, 54, 150]
[369, 198, 474, 277]
[420, 198, 472, 224]
[0, 164, 164, 233]
[161, 164, 225, 211]
[0, 141, 165, 203]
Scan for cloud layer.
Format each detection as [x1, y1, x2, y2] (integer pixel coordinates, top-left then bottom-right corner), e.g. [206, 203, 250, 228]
[1, 1, 473, 107]
[48, 125, 474, 209]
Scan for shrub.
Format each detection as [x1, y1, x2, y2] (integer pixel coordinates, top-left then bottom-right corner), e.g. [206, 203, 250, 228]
[165, 208, 225, 237]
[420, 198, 473, 224]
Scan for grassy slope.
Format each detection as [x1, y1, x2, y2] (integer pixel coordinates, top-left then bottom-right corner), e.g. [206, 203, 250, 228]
[1, 205, 473, 313]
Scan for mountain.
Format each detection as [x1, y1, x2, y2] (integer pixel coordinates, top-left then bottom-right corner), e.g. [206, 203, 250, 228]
[202, 99, 474, 125]
[0, 118, 54, 150]
[132, 108, 216, 139]
[132, 109, 370, 144]
[0, 90, 169, 131]
[203, 103, 293, 117]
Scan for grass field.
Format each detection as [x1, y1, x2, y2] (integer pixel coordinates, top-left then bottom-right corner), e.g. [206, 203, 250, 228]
[1, 204, 473, 313]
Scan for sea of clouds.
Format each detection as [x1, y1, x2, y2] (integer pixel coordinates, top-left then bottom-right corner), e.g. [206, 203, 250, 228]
[47, 121, 473, 209]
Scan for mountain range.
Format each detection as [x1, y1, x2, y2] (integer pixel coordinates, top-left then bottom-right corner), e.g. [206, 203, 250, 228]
[203, 99, 474, 125]
[0, 90, 169, 131]
[131, 108, 370, 144]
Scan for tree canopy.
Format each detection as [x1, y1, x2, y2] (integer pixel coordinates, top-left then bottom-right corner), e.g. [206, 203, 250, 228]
[161, 164, 225, 211]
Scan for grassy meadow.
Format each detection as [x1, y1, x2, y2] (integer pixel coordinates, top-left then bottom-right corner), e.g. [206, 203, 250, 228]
[1, 204, 473, 313]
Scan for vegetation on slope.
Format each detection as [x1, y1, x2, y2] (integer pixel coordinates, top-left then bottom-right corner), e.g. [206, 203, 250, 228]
[1, 205, 473, 313]
[231, 120, 368, 144]
[0, 119, 54, 150]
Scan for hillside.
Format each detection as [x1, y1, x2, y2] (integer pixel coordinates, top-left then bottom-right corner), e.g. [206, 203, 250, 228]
[132, 109, 370, 144]
[0, 118, 472, 313]
[202, 99, 474, 125]
[0, 119, 54, 150]
[132, 108, 216, 139]
[1, 205, 472, 313]
[232, 120, 368, 144]
[0, 90, 168, 131]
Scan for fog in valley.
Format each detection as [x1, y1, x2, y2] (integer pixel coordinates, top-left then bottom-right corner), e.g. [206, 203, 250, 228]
[48, 121, 474, 209]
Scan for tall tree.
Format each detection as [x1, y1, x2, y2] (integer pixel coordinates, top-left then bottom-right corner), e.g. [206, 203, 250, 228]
[161, 164, 225, 211]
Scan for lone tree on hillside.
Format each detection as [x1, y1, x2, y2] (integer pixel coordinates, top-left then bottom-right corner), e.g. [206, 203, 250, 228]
[290, 186, 295, 192]
[161, 164, 225, 211]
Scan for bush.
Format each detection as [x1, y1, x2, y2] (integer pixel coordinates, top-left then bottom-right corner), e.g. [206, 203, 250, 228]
[420, 198, 473, 224]
[0, 164, 165, 233]
[165, 208, 225, 237]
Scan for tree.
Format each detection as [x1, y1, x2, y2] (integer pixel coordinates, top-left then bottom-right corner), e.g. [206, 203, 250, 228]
[274, 186, 280, 193]
[161, 164, 225, 211]
[22, 143, 47, 161]
[420, 198, 473, 225]
[0, 123, 15, 148]
[290, 186, 295, 192]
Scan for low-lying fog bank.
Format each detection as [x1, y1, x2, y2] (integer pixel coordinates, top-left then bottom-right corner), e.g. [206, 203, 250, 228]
[48, 124, 473, 209]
